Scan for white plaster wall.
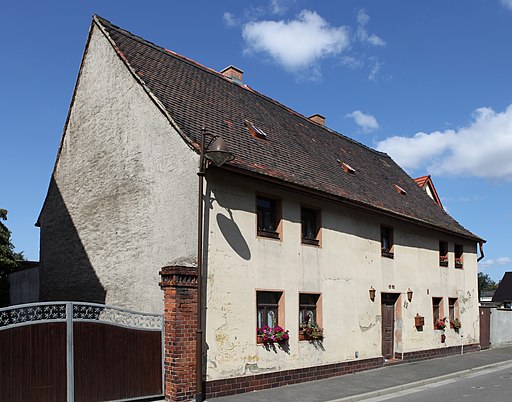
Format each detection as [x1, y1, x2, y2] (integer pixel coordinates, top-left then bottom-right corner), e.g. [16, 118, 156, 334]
[204, 171, 479, 380]
[39, 24, 198, 313]
[490, 308, 512, 347]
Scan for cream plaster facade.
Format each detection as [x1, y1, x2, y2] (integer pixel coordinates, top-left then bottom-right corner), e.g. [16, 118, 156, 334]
[204, 170, 479, 380]
[39, 24, 198, 313]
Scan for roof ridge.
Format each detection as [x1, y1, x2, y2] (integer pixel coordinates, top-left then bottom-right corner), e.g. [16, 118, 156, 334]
[93, 15, 388, 159]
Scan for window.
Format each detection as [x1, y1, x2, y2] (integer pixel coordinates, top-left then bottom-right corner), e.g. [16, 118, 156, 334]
[432, 297, 444, 328]
[301, 207, 320, 246]
[439, 241, 448, 267]
[256, 291, 283, 329]
[299, 293, 323, 340]
[455, 244, 463, 268]
[257, 196, 281, 239]
[381, 226, 394, 258]
[449, 298, 458, 328]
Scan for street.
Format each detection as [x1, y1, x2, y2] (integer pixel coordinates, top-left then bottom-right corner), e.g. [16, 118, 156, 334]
[366, 364, 512, 402]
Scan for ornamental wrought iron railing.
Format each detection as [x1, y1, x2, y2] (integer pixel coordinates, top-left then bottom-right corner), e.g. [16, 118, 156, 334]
[0, 301, 164, 402]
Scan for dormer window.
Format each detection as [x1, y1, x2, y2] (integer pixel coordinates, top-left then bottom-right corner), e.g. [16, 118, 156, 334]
[393, 184, 407, 195]
[337, 160, 355, 174]
[244, 120, 268, 139]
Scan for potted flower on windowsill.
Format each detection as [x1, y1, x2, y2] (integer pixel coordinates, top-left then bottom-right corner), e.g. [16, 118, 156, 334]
[299, 315, 324, 341]
[257, 325, 289, 344]
[435, 318, 446, 331]
[439, 255, 449, 267]
[450, 318, 461, 331]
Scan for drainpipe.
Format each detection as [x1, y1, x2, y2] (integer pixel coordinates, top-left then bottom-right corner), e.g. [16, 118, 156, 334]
[477, 241, 485, 262]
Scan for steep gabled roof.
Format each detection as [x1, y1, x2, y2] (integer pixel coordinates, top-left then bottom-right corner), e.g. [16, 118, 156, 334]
[94, 15, 482, 242]
[492, 272, 512, 302]
[414, 175, 443, 208]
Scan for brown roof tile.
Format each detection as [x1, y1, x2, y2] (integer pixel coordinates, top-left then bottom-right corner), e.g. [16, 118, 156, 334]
[94, 16, 482, 242]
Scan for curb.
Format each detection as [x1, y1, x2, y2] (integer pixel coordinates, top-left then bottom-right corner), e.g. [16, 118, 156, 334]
[329, 360, 512, 401]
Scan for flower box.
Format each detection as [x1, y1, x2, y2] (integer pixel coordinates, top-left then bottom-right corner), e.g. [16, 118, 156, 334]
[439, 256, 448, 267]
[450, 318, 461, 331]
[455, 258, 463, 268]
[256, 325, 289, 344]
[434, 319, 446, 330]
[299, 323, 324, 341]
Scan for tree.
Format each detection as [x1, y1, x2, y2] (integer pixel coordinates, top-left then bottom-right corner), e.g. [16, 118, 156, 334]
[478, 272, 499, 296]
[0, 209, 21, 306]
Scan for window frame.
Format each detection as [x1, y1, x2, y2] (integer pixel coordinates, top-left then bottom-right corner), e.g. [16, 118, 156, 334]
[298, 292, 322, 341]
[301, 206, 321, 247]
[381, 226, 394, 258]
[432, 297, 444, 329]
[449, 298, 459, 328]
[454, 244, 463, 268]
[256, 195, 282, 240]
[439, 241, 449, 267]
[256, 290, 285, 343]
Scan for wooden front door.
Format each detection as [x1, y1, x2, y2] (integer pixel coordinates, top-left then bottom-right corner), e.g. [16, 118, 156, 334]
[381, 293, 398, 359]
[479, 307, 491, 350]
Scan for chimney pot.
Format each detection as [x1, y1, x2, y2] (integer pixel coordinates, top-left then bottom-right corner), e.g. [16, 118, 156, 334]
[221, 65, 243, 84]
[309, 114, 325, 126]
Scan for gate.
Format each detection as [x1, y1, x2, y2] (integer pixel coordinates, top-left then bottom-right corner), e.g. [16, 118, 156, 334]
[0, 302, 164, 401]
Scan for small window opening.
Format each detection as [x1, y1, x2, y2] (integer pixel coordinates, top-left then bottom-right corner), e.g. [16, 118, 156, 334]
[455, 244, 463, 268]
[381, 226, 394, 258]
[301, 207, 320, 246]
[439, 241, 448, 267]
[244, 120, 268, 139]
[393, 184, 407, 195]
[337, 159, 355, 173]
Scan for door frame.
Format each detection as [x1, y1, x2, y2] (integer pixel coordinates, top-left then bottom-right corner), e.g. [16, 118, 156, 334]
[381, 293, 399, 360]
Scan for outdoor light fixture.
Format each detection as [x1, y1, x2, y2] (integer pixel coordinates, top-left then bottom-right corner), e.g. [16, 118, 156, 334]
[369, 286, 376, 302]
[407, 288, 413, 302]
[196, 128, 234, 401]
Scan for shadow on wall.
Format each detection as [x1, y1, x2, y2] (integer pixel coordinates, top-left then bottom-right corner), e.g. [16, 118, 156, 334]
[216, 212, 251, 261]
[39, 177, 106, 303]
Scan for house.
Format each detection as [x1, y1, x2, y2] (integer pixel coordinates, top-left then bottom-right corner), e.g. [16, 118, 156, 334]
[492, 272, 512, 308]
[37, 15, 484, 399]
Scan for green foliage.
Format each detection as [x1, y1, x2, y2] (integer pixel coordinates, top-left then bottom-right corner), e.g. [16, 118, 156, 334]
[478, 272, 499, 294]
[0, 208, 20, 276]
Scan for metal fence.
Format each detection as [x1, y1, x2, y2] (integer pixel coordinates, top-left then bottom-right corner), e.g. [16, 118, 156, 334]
[0, 301, 164, 402]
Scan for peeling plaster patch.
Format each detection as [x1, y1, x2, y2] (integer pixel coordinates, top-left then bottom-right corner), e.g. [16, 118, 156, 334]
[325, 276, 351, 282]
[244, 363, 275, 375]
[208, 359, 217, 368]
[403, 300, 409, 309]
[359, 323, 375, 332]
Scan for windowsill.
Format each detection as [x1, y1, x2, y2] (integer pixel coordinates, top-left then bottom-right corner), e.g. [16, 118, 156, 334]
[299, 331, 323, 342]
[455, 264, 463, 269]
[381, 250, 394, 259]
[301, 238, 320, 247]
[439, 261, 448, 267]
[257, 229, 280, 240]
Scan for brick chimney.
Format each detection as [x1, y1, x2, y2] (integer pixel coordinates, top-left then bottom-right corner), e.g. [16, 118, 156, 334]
[309, 114, 325, 126]
[221, 65, 243, 84]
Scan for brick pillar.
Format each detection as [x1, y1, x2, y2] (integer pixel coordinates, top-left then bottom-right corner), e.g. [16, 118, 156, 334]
[160, 265, 198, 402]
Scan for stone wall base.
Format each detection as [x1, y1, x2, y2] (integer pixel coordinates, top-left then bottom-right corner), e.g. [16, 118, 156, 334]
[395, 343, 480, 362]
[206, 344, 481, 399]
[206, 357, 383, 399]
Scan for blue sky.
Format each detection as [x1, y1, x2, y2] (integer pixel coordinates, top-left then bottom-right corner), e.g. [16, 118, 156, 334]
[1, 1, 511, 281]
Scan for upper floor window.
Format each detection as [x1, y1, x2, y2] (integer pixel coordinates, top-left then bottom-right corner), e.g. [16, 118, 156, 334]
[257, 196, 281, 239]
[439, 241, 448, 267]
[455, 244, 463, 268]
[301, 207, 320, 246]
[381, 226, 394, 258]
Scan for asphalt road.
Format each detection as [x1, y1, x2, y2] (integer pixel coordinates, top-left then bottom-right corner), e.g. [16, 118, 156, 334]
[366, 364, 512, 402]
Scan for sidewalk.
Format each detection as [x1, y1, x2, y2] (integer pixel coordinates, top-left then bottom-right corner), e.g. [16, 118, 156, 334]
[208, 346, 512, 402]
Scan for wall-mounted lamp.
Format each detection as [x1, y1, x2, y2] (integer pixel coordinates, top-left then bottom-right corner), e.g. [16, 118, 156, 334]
[369, 286, 376, 302]
[407, 288, 413, 302]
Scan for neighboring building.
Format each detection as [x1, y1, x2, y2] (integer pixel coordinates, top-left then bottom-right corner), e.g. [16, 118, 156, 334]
[414, 175, 443, 208]
[479, 290, 496, 306]
[8, 261, 39, 305]
[38, 16, 484, 394]
[492, 272, 512, 308]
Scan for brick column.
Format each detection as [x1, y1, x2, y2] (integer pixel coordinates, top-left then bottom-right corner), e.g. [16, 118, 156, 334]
[160, 265, 198, 402]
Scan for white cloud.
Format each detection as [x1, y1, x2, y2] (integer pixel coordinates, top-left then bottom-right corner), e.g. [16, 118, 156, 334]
[346, 110, 380, 132]
[479, 257, 512, 267]
[356, 9, 386, 46]
[270, 0, 293, 15]
[223, 12, 238, 27]
[242, 10, 350, 72]
[368, 60, 382, 81]
[340, 56, 363, 69]
[502, 0, 512, 10]
[376, 105, 512, 180]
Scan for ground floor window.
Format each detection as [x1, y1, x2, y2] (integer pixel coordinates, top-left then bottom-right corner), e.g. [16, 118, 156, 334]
[257, 291, 282, 329]
[299, 293, 323, 340]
